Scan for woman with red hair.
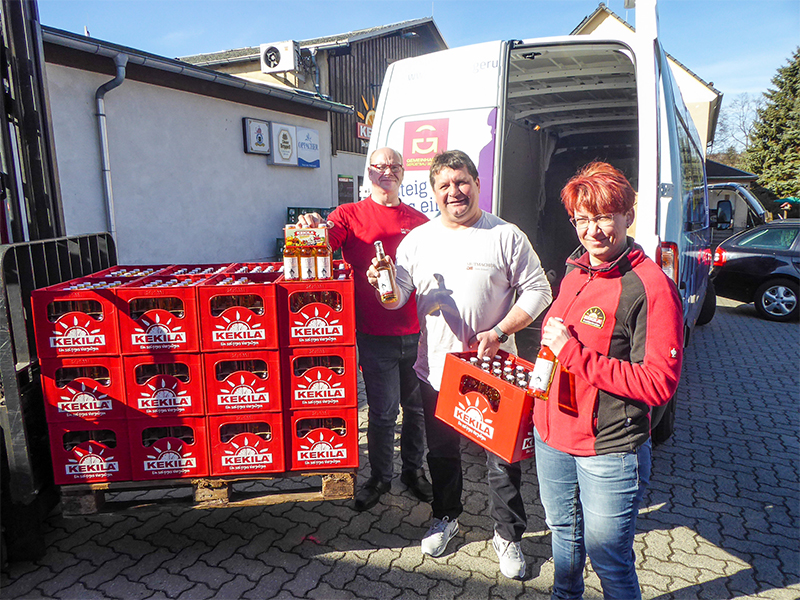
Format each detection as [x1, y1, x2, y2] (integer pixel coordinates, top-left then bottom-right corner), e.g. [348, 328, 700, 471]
[534, 162, 684, 599]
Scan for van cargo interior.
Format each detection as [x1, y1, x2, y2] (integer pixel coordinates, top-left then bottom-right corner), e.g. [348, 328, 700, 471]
[499, 41, 639, 288]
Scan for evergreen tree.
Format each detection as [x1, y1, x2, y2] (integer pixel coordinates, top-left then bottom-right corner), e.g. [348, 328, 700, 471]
[744, 48, 800, 199]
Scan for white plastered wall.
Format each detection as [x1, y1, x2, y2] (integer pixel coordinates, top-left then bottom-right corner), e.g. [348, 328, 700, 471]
[45, 63, 335, 264]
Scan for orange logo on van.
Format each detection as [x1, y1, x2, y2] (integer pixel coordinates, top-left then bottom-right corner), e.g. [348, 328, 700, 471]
[403, 119, 449, 170]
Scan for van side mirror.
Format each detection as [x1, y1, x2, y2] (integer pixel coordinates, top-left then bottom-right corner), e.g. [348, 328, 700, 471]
[716, 199, 732, 229]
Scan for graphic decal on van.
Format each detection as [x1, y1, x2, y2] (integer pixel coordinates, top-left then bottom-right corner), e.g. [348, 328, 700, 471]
[404, 119, 449, 170]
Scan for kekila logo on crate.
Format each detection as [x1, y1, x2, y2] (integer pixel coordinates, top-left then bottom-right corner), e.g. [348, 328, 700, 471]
[453, 394, 495, 441]
[295, 369, 345, 404]
[58, 383, 113, 417]
[297, 432, 347, 465]
[217, 374, 269, 408]
[131, 312, 186, 349]
[212, 309, 265, 346]
[290, 306, 343, 343]
[65, 442, 119, 478]
[221, 434, 273, 469]
[143, 439, 196, 475]
[50, 314, 106, 351]
[137, 376, 192, 413]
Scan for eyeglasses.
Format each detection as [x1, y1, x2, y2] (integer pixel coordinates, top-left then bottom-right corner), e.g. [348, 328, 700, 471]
[569, 214, 616, 229]
[370, 163, 404, 174]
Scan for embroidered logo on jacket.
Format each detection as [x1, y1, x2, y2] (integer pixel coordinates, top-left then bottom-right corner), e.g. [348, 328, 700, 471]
[580, 307, 605, 328]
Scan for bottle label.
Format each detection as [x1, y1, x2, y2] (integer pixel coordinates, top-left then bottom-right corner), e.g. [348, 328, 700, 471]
[529, 357, 555, 392]
[376, 270, 395, 301]
[316, 256, 332, 279]
[299, 256, 316, 280]
[283, 256, 299, 280]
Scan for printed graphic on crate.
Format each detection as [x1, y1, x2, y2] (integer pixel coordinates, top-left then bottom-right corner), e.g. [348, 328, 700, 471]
[128, 416, 209, 480]
[198, 273, 280, 351]
[436, 351, 535, 464]
[124, 354, 205, 418]
[278, 267, 355, 347]
[208, 413, 285, 475]
[204, 350, 281, 414]
[40, 356, 127, 422]
[32, 278, 124, 358]
[283, 346, 357, 409]
[116, 275, 204, 354]
[48, 419, 131, 484]
[287, 408, 358, 470]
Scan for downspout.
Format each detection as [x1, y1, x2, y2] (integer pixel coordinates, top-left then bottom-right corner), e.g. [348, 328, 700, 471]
[95, 53, 128, 239]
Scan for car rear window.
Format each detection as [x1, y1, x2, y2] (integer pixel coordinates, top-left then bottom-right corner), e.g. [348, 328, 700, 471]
[737, 226, 799, 250]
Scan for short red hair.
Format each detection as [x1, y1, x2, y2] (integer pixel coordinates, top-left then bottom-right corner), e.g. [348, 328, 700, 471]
[560, 162, 636, 216]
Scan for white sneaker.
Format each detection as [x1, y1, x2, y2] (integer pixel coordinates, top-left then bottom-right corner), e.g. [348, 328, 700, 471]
[421, 516, 459, 557]
[492, 531, 526, 579]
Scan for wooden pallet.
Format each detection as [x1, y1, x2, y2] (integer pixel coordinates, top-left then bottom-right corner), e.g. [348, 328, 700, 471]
[59, 469, 357, 516]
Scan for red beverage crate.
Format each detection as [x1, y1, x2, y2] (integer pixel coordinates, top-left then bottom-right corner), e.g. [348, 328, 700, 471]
[226, 262, 282, 274]
[89, 265, 169, 279]
[286, 407, 359, 471]
[48, 419, 131, 484]
[436, 351, 535, 463]
[128, 416, 209, 480]
[157, 264, 231, 277]
[32, 278, 124, 358]
[40, 356, 127, 422]
[197, 273, 280, 351]
[123, 353, 205, 418]
[208, 413, 285, 475]
[116, 275, 204, 354]
[203, 350, 281, 414]
[278, 267, 355, 347]
[282, 346, 358, 409]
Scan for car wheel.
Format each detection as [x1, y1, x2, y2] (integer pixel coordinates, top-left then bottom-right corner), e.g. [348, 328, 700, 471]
[754, 278, 799, 322]
[696, 280, 716, 326]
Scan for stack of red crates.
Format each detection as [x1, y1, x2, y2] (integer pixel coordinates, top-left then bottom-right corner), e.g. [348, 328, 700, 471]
[32, 260, 357, 486]
[278, 261, 359, 471]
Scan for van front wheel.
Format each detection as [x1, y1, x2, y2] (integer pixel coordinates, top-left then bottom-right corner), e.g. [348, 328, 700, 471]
[696, 280, 716, 326]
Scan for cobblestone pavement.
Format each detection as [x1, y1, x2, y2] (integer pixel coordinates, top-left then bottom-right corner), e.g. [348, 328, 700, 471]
[1, 298, 798, 599]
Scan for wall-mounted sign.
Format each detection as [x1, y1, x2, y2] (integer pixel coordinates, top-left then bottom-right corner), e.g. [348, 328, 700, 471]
[268, 123, 297, 166]
[243, 118, 270, 154]
[356, 122, 372, 140]
[297, 127, 320, 168]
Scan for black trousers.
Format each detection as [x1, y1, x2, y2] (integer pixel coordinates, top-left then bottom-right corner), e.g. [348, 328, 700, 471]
[419, 378, 527, 542]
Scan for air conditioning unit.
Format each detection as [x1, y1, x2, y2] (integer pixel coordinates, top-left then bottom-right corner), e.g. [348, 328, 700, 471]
[260, 41, 300, 74]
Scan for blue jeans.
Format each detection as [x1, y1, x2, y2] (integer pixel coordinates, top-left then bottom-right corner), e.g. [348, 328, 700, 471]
[534, 429, 651, 600]
[420, 379, 527, 542]
[357, 332, 426, 484]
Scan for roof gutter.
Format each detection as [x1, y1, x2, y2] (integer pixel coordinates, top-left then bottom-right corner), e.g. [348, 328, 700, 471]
[41, 26, 353, 115]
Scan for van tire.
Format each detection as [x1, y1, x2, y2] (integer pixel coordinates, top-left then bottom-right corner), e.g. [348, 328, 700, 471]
[650, 395, 677, 446]
[696, 280, 716, 326]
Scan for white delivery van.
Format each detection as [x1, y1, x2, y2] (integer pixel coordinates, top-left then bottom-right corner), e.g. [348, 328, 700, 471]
[366, 0, 716, 348]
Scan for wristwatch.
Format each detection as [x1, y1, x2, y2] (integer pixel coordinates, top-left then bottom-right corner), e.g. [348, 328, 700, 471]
[493, 325, 509, 343]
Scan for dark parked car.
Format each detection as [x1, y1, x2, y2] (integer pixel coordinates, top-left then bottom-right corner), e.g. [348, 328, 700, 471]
[712, 219, 800, 321]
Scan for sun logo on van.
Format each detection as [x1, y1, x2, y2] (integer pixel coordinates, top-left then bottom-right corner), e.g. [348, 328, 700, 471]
[357, 94, 376, 126]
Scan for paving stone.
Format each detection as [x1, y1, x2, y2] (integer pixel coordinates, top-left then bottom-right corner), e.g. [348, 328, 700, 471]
[52, 581, 111, 599]
[241, 566, 293, 599]
[141, 568, 195, 597]
[217, 552, 273, 581]
[37, 560, 99, 597]
[282, 559, 332, 597]
[97, 575, 155, 600]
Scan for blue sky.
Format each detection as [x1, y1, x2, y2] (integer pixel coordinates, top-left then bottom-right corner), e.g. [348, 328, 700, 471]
[38, 0, 799, 99]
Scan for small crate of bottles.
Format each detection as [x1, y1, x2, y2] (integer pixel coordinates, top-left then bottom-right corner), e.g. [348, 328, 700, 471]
[156, 264, 231, 277]
[128, 416, 209, 481]
[436, 350, 535, 463]
[197, 272, 281, 351]
[123, 353, 205, 418]
[208, 412, 285, 475]
[203, 350, 282, 414]
[286, 408, 359, 471]
[116, 275, 205, 355]
[282, 345, 358, 409]
[40, 356, 127, 422]
[88, 265, 168, 279]
[48, 419, 132, 485]
[31, 277, 127, 358]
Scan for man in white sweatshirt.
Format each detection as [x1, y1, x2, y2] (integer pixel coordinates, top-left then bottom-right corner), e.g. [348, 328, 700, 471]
[367, 149, 552, 580]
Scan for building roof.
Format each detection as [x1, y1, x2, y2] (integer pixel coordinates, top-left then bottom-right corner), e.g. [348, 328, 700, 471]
[178, 17, 446, 67]
[41, 25, 353, 115]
